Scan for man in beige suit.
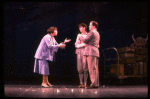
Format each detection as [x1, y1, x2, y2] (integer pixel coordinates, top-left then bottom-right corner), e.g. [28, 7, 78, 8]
[78, 21, 100, 88]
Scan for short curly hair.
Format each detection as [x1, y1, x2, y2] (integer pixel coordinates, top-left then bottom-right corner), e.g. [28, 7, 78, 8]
[47, 26, 57, 34]
[78, 23, 87, 31]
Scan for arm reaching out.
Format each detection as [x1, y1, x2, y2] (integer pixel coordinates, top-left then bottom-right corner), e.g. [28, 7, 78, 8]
[64, 38, 71, 43]
[58, 43, 66, 48]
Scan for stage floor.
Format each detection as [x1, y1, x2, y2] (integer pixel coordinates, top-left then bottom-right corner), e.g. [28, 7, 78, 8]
[4, 84, 148, 98]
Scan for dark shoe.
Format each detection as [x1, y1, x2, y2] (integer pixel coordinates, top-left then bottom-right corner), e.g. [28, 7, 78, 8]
[86, 85, 99, 89]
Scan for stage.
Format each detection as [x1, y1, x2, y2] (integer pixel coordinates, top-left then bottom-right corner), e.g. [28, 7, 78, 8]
[4, 84, 148, 98]
[3, 76, 148, 98]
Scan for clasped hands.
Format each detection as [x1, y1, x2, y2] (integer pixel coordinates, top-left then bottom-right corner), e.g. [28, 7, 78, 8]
[59, 38, 71, 48]
[77, 34, 100, 48]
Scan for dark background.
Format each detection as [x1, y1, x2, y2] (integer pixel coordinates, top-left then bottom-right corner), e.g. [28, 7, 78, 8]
[3, 2, 148, 85]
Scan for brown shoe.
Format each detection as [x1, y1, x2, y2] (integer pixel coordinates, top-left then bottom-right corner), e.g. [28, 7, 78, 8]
[79, 84, 85, 88]
[82, 85, 85, 88]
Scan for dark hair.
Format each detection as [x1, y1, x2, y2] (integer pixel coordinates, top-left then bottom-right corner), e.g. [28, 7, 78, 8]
[47, 26, 57, 34]
[78, 23, 87, 31]
[90, 21, 98, 29]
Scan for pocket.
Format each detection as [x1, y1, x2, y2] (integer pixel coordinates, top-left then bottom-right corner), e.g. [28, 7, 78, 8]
[93, 65, 96, 70]
[93, 66, 97, 75]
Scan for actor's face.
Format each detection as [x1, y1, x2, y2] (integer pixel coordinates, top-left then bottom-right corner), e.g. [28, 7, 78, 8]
[89, 22, 94, 31]
[79, 26, 85, 33]
[53, 29, 58, 36]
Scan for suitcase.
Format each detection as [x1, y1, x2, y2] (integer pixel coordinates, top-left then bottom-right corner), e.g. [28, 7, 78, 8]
[121, 57, 136, 64]
[135, 48, 148, 55]
[119, 53, 135, 58]
[136, 55, 147, 62]
[118, 47, 135, 53]
[124, 64, 133, 75]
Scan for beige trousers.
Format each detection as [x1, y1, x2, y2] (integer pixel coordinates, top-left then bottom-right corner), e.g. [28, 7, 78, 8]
[83, 56, 99, 86]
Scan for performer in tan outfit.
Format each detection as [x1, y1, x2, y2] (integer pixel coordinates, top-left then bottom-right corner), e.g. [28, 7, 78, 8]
[75, 23, 88, 88]
[78, 21, 100, 88]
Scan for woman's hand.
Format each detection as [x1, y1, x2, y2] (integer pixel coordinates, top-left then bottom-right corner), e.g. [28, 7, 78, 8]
[64, 38, 71, 43]
[58, 43, 66, 48]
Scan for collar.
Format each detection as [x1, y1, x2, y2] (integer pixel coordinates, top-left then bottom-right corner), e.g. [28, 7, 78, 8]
[92, 29, 97, 32]
[81, 32, 88, 35]
[48, 33, 53, 38]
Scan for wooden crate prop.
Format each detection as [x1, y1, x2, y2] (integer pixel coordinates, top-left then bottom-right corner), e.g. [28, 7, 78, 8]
[110, 64, 124, 76]
[110, 64, 138, 76]
[133, 64, 138, 75]
[136, 62, 148, 75]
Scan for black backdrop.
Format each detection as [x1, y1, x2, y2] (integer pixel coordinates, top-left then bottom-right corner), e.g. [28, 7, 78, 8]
[3, 2, 148, 80]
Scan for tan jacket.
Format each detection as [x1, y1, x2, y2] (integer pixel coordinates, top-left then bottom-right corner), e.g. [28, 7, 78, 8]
[80, 29, 100, 57]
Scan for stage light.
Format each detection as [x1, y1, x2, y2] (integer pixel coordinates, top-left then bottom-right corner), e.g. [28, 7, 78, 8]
[81, 89, 83, 93]
[95, 91, 97, 94]
[71, 89, 74, 93]
[32, 90, 36, 91]
[57, 89, 60, 93]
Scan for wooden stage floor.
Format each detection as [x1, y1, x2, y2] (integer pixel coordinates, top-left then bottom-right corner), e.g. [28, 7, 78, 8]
[4, 84, 148, 98]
